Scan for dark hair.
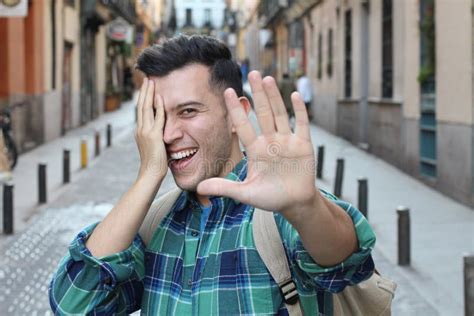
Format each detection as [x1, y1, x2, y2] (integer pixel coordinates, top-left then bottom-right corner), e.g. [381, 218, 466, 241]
[135, 34, 243, 98]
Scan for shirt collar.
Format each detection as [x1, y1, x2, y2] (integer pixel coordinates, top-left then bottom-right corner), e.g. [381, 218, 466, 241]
[174, 155, 248, 212]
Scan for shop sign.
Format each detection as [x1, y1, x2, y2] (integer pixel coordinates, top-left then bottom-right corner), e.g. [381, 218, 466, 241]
[0, 0, 27, 17]
[106, 17, 133, 42]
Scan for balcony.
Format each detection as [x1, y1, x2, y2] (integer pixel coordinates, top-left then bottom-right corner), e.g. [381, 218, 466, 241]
[259, 0, 287, 27]
[99, 0, 137, 24]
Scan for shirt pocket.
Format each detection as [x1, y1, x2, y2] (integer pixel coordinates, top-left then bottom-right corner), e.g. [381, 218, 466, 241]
[143, 250, 183, 293]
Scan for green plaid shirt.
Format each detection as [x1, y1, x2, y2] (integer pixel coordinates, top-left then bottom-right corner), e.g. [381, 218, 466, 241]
[49, 158, 376, 315]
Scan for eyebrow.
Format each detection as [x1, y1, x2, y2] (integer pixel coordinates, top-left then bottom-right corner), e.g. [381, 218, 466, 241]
[175, 101, 206, 111]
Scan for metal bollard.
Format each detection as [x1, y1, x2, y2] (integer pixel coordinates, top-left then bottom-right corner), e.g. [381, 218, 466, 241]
[397, 206, 410, 266]
[3, 184, 14, 234]
[63, 149, 70, 184]
[107, 124, 112, 147]
[317, 146, 325, 179]
[81, 140, 88, 169]
[333, 158, 344, 198]
[358, 178, 368, 219]
[465, 254, 474, 316]
[38, 163, 47, 204]
[95, 131, 101, 157]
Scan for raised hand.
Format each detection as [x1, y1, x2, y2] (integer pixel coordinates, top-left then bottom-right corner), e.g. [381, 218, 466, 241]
[85, 78, 169, 257]
[135, 78, 168, 182]
[197, 71, 317, 214]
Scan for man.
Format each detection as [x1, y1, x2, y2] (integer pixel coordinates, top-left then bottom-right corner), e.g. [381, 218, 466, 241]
[296, 71, 313, 120]
[0, 130, 12, 182]
[49, 35, 375, 315]
[278, 73, 296, 118]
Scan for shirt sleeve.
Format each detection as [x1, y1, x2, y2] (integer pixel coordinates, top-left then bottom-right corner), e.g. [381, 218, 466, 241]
[275, 190, 376, 293]
[48, 222, 146, 315]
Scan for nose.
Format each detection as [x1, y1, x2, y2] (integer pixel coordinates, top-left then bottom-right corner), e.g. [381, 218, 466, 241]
[163, 117, 184, 145]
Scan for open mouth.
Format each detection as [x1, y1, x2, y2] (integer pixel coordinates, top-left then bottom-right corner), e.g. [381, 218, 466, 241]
[168, 148, 199, 171]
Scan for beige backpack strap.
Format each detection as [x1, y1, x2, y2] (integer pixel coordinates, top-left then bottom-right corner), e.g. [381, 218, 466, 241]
[253, 209, 396, 316]
[139, 188, 182, 246]
[253, 209, 303, 316]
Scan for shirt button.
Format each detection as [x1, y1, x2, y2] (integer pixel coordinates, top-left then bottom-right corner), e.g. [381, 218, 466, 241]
[188, 279, 192, 287]
[191, 231, 199, 237]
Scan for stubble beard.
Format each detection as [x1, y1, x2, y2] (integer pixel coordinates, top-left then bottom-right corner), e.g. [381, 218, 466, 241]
[173, 133, 233, 193]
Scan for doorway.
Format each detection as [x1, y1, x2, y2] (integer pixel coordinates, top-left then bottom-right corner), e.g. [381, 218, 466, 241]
[62, 41, 73, 135]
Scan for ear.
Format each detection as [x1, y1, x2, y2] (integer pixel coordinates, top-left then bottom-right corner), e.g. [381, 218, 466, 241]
[239, 96, 252, 114]
[231, 96, 252, 133]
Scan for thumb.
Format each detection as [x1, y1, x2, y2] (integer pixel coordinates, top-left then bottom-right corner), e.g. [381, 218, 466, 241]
[197, 178, 246, 202]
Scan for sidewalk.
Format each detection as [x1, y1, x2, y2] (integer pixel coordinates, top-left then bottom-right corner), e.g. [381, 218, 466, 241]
[306, 124, 473, 315]
[246, 95, 472, 315]
[0, 95, 137, 233]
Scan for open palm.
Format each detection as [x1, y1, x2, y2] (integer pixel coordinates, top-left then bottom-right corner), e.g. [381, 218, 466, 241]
[197, 71, 317, 213]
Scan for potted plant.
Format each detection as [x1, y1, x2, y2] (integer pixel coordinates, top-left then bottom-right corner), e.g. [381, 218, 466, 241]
[105, 83, 120, 112]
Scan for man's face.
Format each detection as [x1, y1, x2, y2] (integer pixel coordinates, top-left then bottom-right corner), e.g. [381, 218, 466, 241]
[151, 64, 234, 192]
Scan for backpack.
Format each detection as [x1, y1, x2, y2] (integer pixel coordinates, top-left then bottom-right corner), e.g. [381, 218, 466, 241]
[139, 188, 397, 316]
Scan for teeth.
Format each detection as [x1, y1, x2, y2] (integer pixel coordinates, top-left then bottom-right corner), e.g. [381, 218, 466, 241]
[170, 149, 197, 160]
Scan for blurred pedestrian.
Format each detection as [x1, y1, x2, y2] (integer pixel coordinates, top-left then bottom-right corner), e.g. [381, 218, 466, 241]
[278, 73, 296, 118]
[240, 58, 249, 82]
[0, 131, 12, 182]
[296, 71, 313, 120]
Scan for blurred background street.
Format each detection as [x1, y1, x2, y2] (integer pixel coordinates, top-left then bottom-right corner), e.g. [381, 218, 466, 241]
[1, 0, 473, 315]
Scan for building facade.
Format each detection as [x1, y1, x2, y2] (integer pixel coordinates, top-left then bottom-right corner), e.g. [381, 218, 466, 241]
[306, 0, 474, 206]
[173, 0, 226, 34]
[234, 0, 474, 206]
[236, 0, 260, 71]
[0, 0, 82, 150]
[0, 0, 140, 153]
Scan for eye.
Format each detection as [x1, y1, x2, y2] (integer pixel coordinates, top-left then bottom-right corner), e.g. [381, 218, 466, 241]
[180, 108, 197, 117]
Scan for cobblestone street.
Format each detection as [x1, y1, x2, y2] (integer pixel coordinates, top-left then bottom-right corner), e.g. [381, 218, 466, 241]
[0, 203, 110, 315]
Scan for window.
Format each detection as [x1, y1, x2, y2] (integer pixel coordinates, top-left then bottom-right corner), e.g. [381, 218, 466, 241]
[204, 9, 211, 24]
[344, 10, 352, 98]
[419, 0, 437, 178]
[382, 0, 393, 98]
[419, 0, 435, 89]
[317, 33, 322, 80]
[289, 20, 304, 48]
[64, 0, 75, 7]
[327, 28, 333, 77]
[185, 8, 193, 26]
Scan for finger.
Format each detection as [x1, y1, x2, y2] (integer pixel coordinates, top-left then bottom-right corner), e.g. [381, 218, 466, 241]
[152, 93, 165, 134]
[224, 88, 257, 147]
[197, 178, 249, 204]
[137, 77, 148, 128]
[142, 79, 155, 130]
[291, 92, 311, 141]
[248, 71, 275, 136]
[262, 76, 291, 134]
